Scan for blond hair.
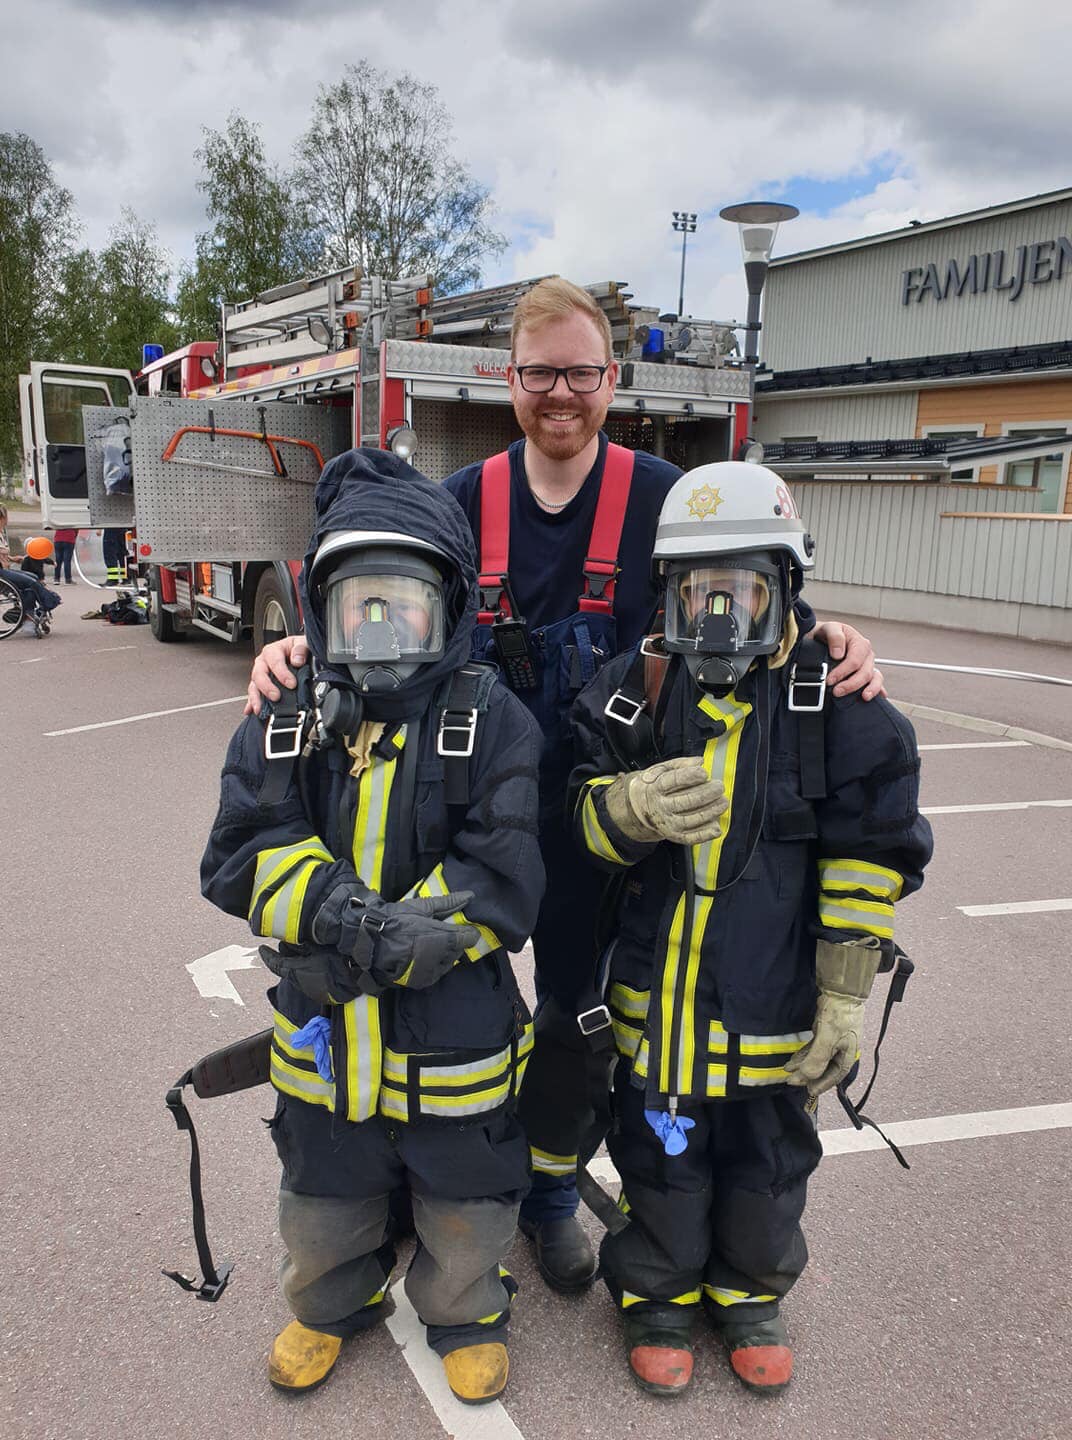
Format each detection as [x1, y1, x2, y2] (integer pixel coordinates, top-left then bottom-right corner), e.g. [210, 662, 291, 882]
[511, 277, 613, 362]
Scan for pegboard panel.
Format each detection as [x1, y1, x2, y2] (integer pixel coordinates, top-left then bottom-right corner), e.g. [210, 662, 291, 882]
[82, 405, 136, 527]
[411, 398, 522, 481]
[130, 397, 349, 562]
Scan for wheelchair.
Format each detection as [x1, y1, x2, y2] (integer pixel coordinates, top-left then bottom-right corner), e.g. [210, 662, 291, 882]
[0, 572, 53, 640]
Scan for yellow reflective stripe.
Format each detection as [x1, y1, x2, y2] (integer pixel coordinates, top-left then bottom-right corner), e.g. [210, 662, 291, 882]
[530, 1147, 576, 1176]
[621, 1288, 701, 1309]
[250, 840, 332, 936]
[662, 697, 749, 1094]
[658, 894, 687, 1094]
[706, 1063, 727, 1097]
[476, 1309, 507, 1326]
[612, 1018, 643, 1060]
[418, 1077, 514, 1115]
[270, 1057, 335, 1110]
[384, 1049, 512, 1089]
[708, 1019, 728, 1054]
[739, 1065, 791, 1085]
[819, 894, 895, 939]
[819, 858, 904, 901]
[610, 981, 648, 1021]
[634, 1034, 651, 1081]
[406, 862, 500, 961]
[343, 996, 382, 1122]
[739, 1031, 811, 1056]
[352, 727, 406, 888]
[377, 1025, 532, 1122]
[580, 778, 630, 865]
[703, 1285, 778, 1307]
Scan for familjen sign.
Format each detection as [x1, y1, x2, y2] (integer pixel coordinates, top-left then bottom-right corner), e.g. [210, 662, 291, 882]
[901, 235, 1072, 305]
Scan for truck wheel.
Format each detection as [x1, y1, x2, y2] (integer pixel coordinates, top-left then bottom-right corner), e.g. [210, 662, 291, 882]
[149, 566, 183, 643]
[253, 568, 300, 652]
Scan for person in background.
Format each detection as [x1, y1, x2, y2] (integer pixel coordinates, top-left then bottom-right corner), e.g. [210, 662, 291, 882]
[53, 528, 78, 584]
[0, 504, 10, 568]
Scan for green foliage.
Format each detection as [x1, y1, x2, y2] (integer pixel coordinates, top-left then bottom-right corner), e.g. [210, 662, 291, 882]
[176, 113, 319, 341]
[0, 132, 77, 471]
[293, 62, 506, 294]
[50, 210, 179, 371]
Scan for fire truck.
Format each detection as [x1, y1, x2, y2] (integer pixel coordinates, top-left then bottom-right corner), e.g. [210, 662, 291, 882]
[20, 268, 754, 651]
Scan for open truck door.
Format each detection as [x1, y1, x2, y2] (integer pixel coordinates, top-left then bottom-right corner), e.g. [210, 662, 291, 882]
[22, 362, 135, 527]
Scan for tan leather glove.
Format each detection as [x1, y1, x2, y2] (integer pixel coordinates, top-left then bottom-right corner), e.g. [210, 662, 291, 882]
[604, 756, 728, 845]
[784, 936, 883, 1098]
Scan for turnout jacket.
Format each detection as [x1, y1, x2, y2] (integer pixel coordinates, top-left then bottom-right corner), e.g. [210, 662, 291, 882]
[201, 451, 545, 1126]
[569, 639, 933, 1110]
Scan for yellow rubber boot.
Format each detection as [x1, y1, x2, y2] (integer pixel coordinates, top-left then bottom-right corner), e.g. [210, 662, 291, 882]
[442, 1342, 509, 1404]
[268, 1320, 343, 1392]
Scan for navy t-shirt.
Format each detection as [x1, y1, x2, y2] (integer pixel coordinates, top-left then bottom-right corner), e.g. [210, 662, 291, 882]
[443, 432, 681, 647]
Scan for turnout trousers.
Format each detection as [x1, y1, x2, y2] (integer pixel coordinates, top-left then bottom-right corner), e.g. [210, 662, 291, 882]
[270, 1094, 529, 1357]
[601, 1062, 823, 1325]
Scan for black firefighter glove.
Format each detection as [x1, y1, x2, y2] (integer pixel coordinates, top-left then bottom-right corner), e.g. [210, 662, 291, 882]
[258, 941, 383, 1006]
[313, 882, 480, 990]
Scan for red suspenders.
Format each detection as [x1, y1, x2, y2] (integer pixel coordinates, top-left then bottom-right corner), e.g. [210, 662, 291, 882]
[477, 443, 635, 624]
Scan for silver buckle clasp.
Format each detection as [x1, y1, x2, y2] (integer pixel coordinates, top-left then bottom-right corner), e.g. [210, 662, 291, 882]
[604, 690, 645, 726]
[787, 662, 828, 712]
[437, 708, 478, 758]
[265, 709, 307, 759]
[577, 1003, 612, 1037]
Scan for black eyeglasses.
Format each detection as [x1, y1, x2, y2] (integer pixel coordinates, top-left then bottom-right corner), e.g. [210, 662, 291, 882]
[514, 364, 610, 394]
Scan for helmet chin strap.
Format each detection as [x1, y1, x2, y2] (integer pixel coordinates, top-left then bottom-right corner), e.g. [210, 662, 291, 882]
[685, 652, 753, 698]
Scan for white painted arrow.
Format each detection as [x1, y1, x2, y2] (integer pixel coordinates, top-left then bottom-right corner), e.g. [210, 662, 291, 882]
[187, 944, 260, 1006]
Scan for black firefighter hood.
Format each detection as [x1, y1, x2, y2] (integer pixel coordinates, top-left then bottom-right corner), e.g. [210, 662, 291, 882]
[299, 448, 478, 719]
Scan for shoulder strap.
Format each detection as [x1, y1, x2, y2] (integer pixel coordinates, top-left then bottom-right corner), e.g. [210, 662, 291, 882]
[438, 662, 499, 806]
[788, 633, 828, 801]
[257, 662, 316, 806]
[478, 451, 513, 621]
[580, 442, 635, 614]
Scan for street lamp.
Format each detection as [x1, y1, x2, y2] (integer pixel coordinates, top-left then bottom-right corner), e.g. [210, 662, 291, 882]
[671, 211, 698, 317]
[718, 201, 799, 365]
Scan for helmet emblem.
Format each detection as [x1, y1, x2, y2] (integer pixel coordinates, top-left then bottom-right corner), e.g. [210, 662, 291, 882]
[686, 484, 724, 519]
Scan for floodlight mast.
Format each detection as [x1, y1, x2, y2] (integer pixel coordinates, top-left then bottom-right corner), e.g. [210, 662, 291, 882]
[671, 211, 698, 317]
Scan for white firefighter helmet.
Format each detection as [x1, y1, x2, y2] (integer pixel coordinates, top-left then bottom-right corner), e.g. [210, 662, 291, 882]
[652, 461, 815, 570]
[653, 462, 815, 694]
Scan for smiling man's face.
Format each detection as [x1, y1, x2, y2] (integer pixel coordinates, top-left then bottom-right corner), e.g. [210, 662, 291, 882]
[508, 310, 618, 462]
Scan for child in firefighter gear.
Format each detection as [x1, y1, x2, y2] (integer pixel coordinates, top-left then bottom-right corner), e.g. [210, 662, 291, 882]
[200, 449, 544, 1405]
[568, 461, 932, 1398]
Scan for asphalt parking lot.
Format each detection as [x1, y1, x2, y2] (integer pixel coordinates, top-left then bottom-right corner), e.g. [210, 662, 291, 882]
[2, 590, 1070, 1440]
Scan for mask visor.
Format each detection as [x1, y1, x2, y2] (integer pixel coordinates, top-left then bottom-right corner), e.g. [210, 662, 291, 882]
[665, 560, 783, 656]
[324, 572, 445, 666]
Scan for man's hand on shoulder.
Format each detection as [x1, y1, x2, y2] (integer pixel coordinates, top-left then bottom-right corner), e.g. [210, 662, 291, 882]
[812, 620, 885, 701]
[245, 634, 310, 716]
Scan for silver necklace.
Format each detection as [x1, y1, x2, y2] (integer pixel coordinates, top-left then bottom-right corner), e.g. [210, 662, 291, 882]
[531, 485, 582, 511]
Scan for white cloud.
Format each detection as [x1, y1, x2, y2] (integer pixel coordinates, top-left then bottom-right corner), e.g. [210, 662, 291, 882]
[2, 0, 1069, 329]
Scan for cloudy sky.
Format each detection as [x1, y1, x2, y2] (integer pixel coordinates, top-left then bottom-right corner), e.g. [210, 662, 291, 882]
[4, 0, 1071, 326]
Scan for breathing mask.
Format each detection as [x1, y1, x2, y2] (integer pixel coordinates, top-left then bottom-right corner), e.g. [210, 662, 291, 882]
[315, 537, 447, 695]
[662, 551, 787, 697]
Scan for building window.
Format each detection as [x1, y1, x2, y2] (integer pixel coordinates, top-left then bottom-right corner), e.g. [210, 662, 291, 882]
[921, 426, 984, 482]
[1001, 426, 1070, 514]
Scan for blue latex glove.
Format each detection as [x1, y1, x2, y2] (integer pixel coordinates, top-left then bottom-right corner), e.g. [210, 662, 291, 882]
[290, 1015, 333, 1083]
[644, 1108, 696, 1156]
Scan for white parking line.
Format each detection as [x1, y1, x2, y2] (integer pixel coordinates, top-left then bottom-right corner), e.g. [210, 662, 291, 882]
[959, 899, 1072, 917]
[918, 740, 1031, 751]
[44, 694, 246, 735]
[386, 1283, 524, 1439]
[587, 1101, 1072, 1174]
[922, 799, 1072, 815]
